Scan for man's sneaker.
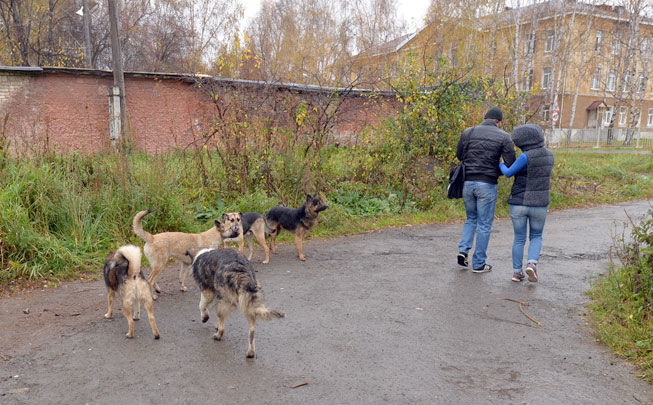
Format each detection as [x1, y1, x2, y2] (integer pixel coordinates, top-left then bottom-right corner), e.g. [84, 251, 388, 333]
[512, 271, 525, 282]
[525, 263, 538, 282]
[472, 264, 492, 273]
[457, 252, 468, 267]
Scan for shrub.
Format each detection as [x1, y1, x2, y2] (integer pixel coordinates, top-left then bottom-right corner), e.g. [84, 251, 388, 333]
[587, 208, 653, 382]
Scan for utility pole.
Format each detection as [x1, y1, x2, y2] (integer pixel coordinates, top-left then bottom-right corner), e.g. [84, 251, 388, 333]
[81, 0, 93, 68]
[107, 0, 126, 143]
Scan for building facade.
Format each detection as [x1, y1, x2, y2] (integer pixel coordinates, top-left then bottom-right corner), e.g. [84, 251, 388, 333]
[358, 1, 653, 146]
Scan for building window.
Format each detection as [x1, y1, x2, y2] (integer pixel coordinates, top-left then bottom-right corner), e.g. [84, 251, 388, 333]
[607, 69, 616, 92]
[638, 74, 647, 93]
[449, 46, 458, 67]
[641, 38, 649, 56]
[545, 31, 554, 52]
[613, 39, 620, 56]
[543, 106, 550, 122]
[603, 106, 614, 126]
[591, 68, 601, 90]
[622, 72, 632, 92]
[647, 108, 653, 127]
[542, 67, 552, 89]
[525, 32, 535, 55]
[619, 106, 628, 126]
[595, 30, 603, 52]
[523, 68, 533, 90]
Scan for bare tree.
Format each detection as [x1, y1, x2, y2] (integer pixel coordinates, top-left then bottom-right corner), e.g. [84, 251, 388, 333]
[567, 1, 598, 144]
[596, 0, 651, 145]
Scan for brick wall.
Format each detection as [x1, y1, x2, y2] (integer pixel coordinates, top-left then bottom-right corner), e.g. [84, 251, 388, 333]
[0, 68, 399, 155]
[0, 72, 28, 104]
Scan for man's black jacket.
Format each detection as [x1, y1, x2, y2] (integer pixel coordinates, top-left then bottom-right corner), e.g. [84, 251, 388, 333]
[456, 119, 516, 184]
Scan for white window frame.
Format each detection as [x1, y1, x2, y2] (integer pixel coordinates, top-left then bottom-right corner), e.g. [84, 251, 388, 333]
[603, 106, 614, 126]
[543, 106, 550, 122]
[541, 67, 552, 89]
[638, 74, 646, 93]
[525, 32, 535, 55]
[619, 106, 628, 126]
[641, 38, 648, 55]
[613, 39, 620, 56]
[595, 30, 603, 52]
[607, 70, 616, 92]
[622, 72, 631, 93]
[591, 68, 601, 90]
[647, 109, 653, 127]
[523, 68, 533, 90]
[545, 31, 554, 52]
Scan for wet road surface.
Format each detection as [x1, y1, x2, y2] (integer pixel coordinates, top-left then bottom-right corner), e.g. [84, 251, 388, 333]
[1, 200, 651, 404]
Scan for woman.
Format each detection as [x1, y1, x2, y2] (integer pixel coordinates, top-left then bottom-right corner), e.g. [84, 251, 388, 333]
[500, 124, 555, 282]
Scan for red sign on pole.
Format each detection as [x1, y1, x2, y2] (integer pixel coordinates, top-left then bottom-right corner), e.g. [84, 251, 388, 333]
[552, 101, 560, 124]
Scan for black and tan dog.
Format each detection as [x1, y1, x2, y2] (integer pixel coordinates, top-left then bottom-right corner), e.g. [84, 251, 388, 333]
[103, 244, 160, 339]
[133, 209, 240, 299]
[187, 247, 285, 358]
[222, 212, 272, 264]
[265, 194, 328, 261]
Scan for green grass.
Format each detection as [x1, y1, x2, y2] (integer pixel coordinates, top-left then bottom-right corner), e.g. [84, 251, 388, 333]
[1, 149, 651, 293]
[586, 210, 653, 382]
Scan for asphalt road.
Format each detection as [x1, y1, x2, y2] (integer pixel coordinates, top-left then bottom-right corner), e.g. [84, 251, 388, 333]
[1, 200, 652, 404]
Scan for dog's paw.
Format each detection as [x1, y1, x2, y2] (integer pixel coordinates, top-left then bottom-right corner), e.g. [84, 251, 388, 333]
[180, 285, 188, 292]
[299, 255, 306, 261]
[154, 334, 160, 340]
[125, 332, 134, 338]
[246, 351, 256, 359]
[262, 259, 269, 264]
[104, 313, 112, 319]
[201, 315, 209, 323]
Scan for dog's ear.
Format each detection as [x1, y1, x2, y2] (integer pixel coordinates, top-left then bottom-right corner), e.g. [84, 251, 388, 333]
[221, 213, 228, 220]
[215, 218, 222, 227]
[306, 194, 312, 202]
[239, 212, 243, 217]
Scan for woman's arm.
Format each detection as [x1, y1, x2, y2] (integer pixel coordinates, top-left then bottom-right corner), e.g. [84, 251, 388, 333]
[500, 153, 528, 178]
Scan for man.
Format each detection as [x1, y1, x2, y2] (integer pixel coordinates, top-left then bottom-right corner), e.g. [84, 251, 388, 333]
[456, 107, 516, 273]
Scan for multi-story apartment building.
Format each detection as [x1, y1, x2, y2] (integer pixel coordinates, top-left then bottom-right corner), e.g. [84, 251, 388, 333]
[356, 0, 653, 146]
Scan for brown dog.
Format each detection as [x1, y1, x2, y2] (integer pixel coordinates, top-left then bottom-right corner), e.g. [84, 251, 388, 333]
[103, 244, 160, 339]
[265, 194, 328, 261]
[132, 209, 240, 298]
[222, 212, 272, 264]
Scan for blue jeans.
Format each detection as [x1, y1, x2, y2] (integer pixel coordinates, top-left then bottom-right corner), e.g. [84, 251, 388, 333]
[458, 181, 498, 269]
[509, 204, 548, 272]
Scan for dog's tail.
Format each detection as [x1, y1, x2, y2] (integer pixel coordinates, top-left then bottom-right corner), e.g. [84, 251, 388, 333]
[132, 209, 153, 243]
[254, 305, 285, 320]
[114, 244, 142, 278]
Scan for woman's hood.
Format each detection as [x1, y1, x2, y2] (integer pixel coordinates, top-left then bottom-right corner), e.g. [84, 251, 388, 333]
[512, 124, 545, 151]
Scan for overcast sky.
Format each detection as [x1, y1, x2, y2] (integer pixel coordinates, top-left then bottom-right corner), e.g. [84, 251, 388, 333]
[241, 0, 431, 33]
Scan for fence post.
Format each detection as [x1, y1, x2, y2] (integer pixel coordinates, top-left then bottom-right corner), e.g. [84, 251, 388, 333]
[108, 86, 121, 149]
[595, 126, 600, 148]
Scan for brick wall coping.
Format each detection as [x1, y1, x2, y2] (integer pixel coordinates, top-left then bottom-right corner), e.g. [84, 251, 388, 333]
[0, 65, 396, 97]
